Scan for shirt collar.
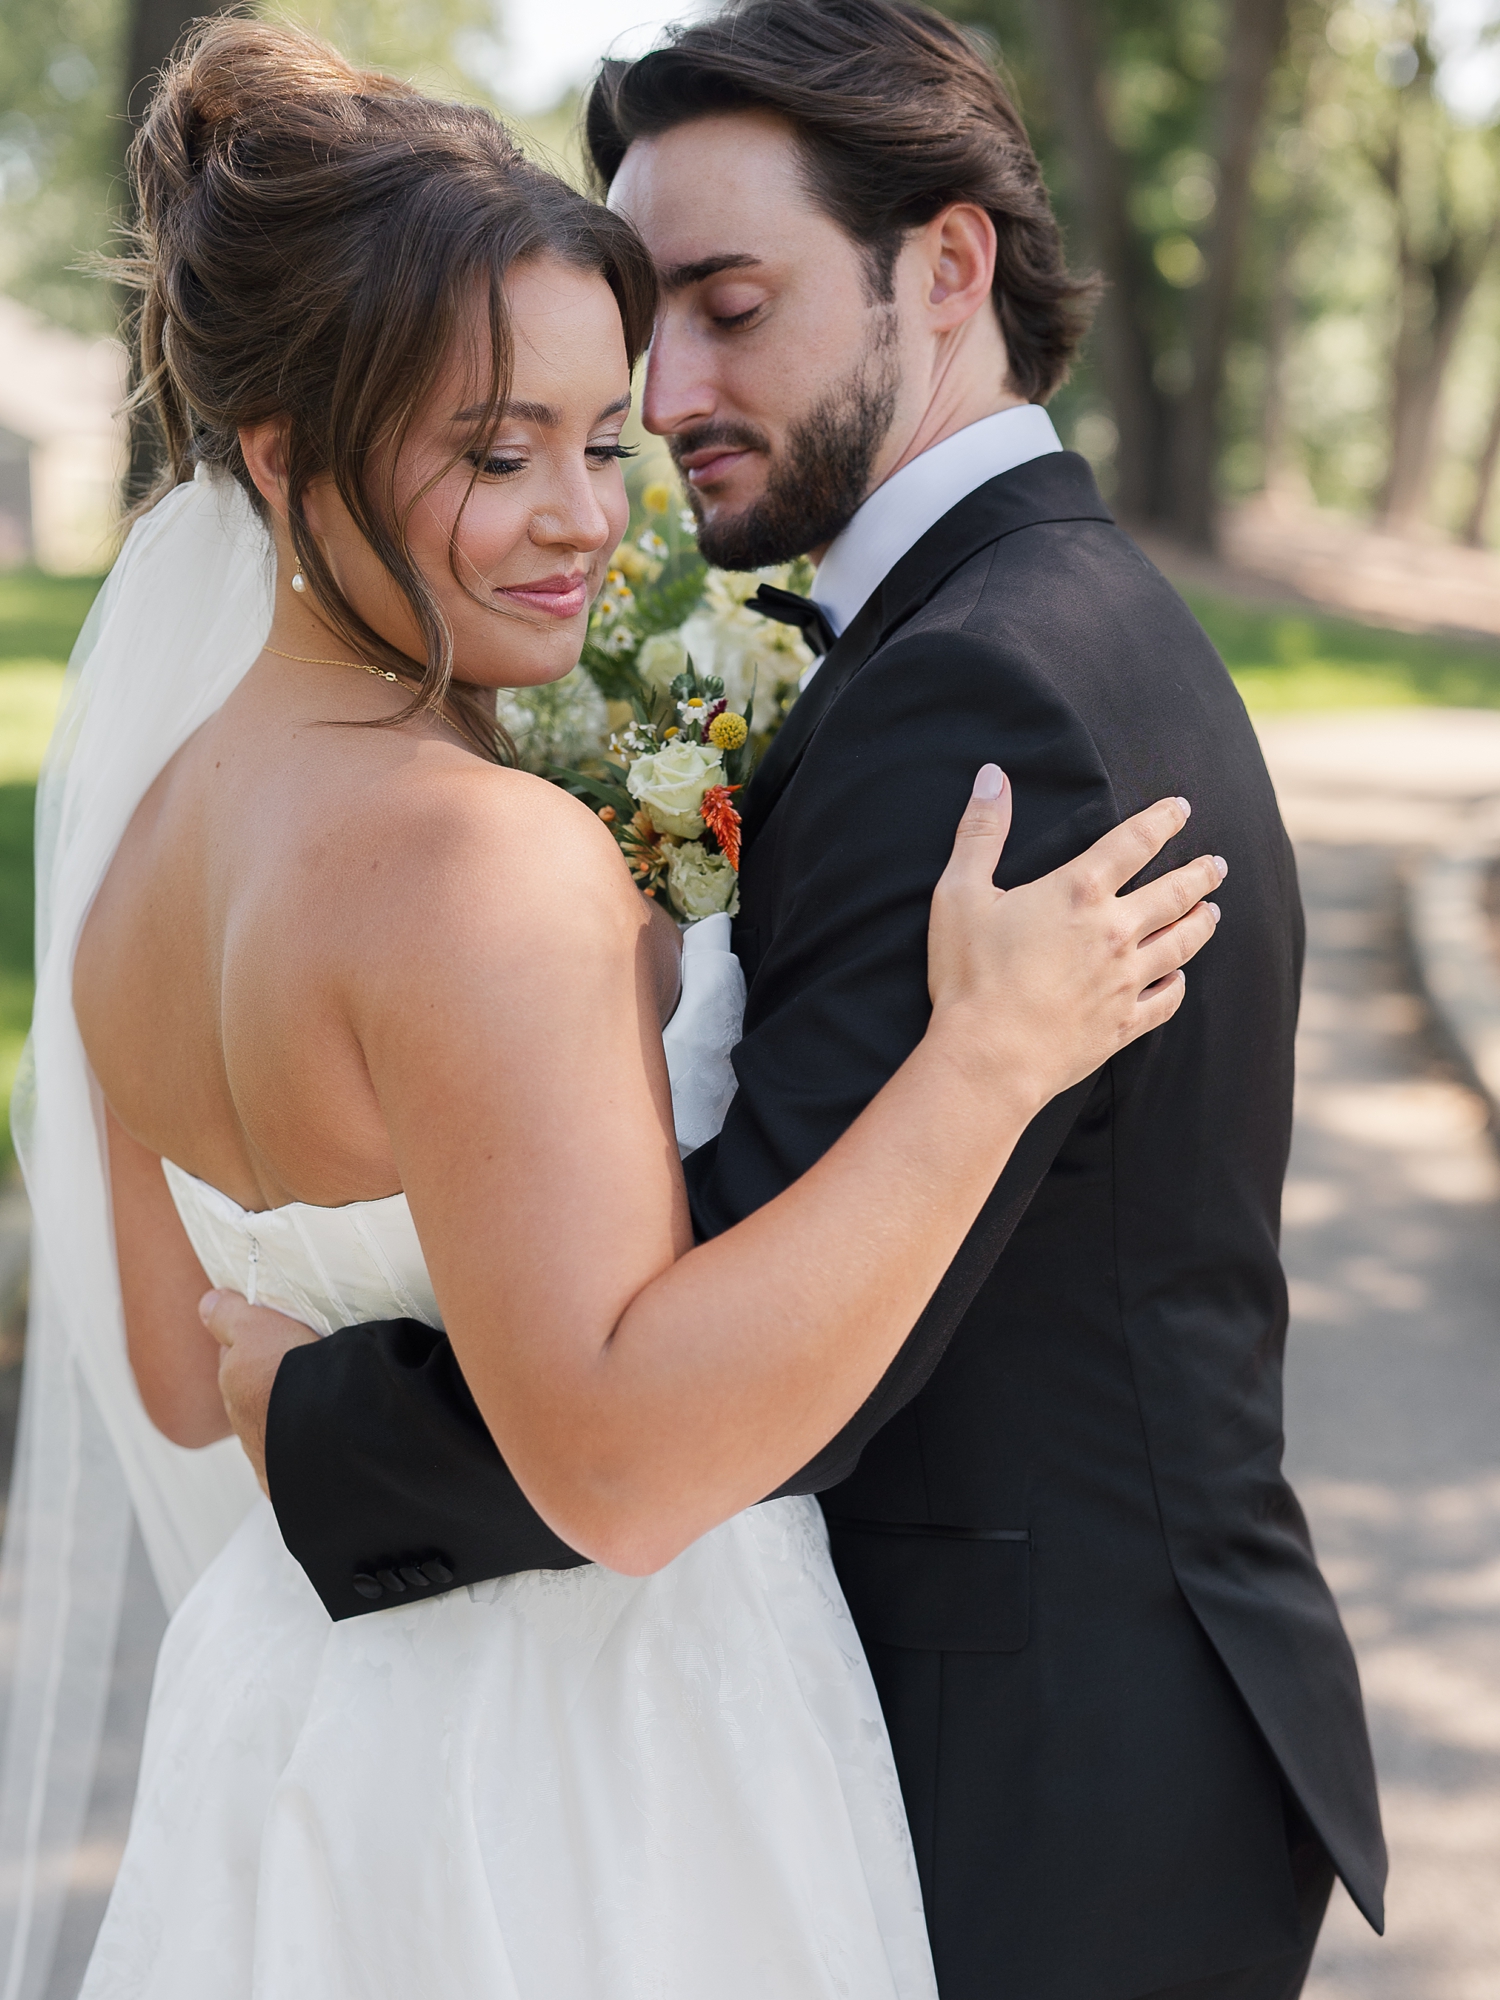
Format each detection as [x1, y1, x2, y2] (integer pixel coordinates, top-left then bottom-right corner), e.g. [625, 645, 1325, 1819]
[810, 404, 1064, 642]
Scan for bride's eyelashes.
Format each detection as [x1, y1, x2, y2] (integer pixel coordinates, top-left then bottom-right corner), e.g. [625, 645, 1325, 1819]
[467, 441, 639, 479]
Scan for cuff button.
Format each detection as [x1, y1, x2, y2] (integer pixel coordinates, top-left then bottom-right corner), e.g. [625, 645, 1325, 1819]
[374, 1568, 407, 1594]
[352, 1573, 384, 1601]
[420, 1556, 454, 1588]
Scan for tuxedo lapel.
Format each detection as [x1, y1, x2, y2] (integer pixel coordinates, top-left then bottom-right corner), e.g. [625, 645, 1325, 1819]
[740, 593, 884, 843]
[739, 452, 1112, 848]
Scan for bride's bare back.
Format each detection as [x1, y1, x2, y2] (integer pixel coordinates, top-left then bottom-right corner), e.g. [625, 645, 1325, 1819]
[77, 663, 664, 1215]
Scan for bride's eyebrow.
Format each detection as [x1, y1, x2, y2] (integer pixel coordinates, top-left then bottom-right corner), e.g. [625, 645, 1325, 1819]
[451, 394, 633, 426]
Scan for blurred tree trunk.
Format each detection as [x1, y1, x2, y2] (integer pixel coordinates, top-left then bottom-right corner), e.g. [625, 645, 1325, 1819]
[1030, 0, 1289, 547]
[1258, 231, 1297, 496]
[1372, 52, 1500, 534]
[1463, 385, 1500, 547]
[1027, 0, 1165, 520]
[121, 2, 239, 504]
[1170, 0, 1289, 542]
[126, 0, 221, 120]
[1378, 207, 1498, 530]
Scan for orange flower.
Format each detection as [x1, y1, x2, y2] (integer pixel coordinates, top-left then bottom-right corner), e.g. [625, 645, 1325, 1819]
[700, 784, 743, 871]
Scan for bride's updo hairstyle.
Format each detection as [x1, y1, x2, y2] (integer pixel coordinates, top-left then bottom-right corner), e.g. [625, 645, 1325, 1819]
[121, 20, 657, 757]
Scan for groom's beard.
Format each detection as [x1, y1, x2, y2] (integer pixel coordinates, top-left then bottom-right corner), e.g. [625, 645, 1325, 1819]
[671, 326, 900, 571]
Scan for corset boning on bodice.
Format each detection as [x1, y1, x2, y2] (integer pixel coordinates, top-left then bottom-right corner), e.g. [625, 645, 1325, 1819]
[161, 1160, 441, 1337]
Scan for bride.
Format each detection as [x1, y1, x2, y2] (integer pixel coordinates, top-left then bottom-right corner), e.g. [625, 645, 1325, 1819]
[14, 22, 1221, 1999]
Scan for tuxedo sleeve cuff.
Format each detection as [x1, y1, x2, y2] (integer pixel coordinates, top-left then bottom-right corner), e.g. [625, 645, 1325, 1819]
[265, 1319, 588, 1620]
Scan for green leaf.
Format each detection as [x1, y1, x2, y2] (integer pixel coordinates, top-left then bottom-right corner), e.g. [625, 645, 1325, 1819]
[632, 559, 709, 637]
[578, 643, 648, 704]
[547, 765, 636, 819]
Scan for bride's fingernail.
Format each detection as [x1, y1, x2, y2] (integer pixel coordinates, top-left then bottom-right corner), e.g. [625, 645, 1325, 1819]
[198, 1290, 221, 1325]
[973, 764, 1006, 801]
[1208, 902, 1221, 922]
[1176, 797, 1191, 816]
[1213, 855, 1227, 880]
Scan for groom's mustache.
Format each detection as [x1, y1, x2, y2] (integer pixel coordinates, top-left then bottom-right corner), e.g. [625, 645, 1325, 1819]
[668, 422, 774, 479]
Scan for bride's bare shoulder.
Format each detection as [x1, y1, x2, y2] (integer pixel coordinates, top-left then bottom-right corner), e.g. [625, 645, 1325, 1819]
[333, 752, 643, 972]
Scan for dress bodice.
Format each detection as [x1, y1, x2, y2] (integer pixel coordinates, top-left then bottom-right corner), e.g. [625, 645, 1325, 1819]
[161, 1162, 439, 1336]
[160, 912, 746, 1336]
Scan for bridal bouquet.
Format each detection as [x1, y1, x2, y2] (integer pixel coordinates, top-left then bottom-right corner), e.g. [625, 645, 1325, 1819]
[500, 483, 815, 923]
[568, 655, 753, 920]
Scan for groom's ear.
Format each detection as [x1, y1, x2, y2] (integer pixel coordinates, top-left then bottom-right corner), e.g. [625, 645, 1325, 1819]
[238, 417, 293, 522]
[916, 202, 998, 335]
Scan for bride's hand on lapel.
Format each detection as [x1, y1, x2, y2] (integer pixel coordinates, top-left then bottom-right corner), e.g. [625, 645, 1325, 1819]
[200, 1291, 317, 1495]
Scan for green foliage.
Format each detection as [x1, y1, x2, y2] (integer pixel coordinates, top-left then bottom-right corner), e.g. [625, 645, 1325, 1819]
[0, 568, 97, 1170]
[1189, 589, 1500, 710]
[940, 0, 1500, 528]
[940, 0, 1246, 459]
[0, 568, 103, 661]
[0, 0, 509, 336]
[268, 0, 504, 99]
[631, 558, 712, 640]
[579, 553, 708, 700]
[0, 782, 38, 1173]
[0, 0, 127, 334]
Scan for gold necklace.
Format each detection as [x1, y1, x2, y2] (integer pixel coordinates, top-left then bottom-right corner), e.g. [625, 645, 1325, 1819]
[265, 643, 400, 683]
[263, 642, 476, 743]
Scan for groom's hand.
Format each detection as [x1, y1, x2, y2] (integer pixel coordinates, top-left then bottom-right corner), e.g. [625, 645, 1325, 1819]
[199, 1291, 318, 1495]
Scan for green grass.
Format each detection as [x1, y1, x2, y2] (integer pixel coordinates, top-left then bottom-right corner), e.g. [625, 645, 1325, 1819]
[0, 571, 102, 665]
[1186, 590, 1500, 713]
[0, 572, 100, 1172]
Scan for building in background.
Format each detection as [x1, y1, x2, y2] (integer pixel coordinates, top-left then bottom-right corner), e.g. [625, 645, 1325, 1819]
[0, 294, 124, 575]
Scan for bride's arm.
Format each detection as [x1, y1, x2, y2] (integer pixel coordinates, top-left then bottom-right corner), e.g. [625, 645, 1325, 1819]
[104, 1104, 232, 1447]
[350, 766, 1218, 1576]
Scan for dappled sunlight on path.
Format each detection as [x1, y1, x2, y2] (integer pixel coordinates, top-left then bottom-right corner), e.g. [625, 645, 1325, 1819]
[1259, 714, 1500, 2000]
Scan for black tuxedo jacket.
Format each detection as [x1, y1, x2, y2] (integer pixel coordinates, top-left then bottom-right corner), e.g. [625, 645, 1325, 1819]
[265, 453, 1385, 1999]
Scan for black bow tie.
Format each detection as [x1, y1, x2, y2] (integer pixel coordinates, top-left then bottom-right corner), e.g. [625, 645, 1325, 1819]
[745, 583, 837, 658]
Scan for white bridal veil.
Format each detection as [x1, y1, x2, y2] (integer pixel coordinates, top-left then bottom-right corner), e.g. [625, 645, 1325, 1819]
[0, 467, 271, 1997]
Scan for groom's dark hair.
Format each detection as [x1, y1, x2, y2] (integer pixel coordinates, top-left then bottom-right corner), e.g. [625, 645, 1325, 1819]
[584, 0, 1096, 402]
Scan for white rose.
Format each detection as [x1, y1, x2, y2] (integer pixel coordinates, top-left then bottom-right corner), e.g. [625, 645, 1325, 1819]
[668, 840, 740, 921]
[637, 630, 689, 692]
[626, 739, 724, 839]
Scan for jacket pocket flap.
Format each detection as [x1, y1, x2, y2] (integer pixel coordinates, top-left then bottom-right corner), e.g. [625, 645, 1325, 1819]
[827, 1520, 1030, 1654]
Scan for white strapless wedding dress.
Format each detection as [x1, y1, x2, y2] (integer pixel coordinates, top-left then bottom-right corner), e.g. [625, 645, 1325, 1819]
[79, 918, 938, 2000]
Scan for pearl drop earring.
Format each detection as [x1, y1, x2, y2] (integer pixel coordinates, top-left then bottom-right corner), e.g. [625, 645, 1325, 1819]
[290, 570, 307, 594]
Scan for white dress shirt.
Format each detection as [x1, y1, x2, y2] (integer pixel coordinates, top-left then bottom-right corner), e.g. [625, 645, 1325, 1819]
[806, 404, 1063, 674]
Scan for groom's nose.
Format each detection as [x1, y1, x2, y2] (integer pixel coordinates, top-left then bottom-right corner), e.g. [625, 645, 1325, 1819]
[640, 307, 719, 439]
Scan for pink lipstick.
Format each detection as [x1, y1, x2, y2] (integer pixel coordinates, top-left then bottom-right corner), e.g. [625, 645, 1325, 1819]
[495, 572, 590, 618]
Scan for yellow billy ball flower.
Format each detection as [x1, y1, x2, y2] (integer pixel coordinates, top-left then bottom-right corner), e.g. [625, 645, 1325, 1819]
[708, 711, 748, 752]
[641, 481, 673, 515]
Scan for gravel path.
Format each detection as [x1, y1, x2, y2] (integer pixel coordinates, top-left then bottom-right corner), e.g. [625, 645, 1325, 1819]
[1261, 713, 1500, 2000]
[20, 711, 1500, 1997]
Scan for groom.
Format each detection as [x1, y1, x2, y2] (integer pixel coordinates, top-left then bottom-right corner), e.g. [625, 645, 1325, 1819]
[210, 3, 1385, 1993]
